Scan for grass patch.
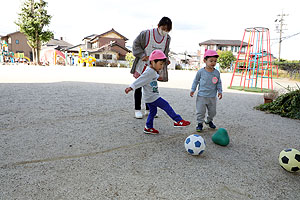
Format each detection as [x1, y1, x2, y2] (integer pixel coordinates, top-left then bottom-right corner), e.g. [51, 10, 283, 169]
[228, 86, 273, 93]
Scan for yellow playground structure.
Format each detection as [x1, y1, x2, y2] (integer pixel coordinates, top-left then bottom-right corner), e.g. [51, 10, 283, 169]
[15, 52, 30, 62]
[78, 48, 96, 67]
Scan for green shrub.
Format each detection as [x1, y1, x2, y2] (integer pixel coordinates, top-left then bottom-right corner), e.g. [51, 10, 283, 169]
[175, 64, 182, 70]
[273, 61, 300, 80]
[255, 85, 300, 119]
[217, 50, 236, 69]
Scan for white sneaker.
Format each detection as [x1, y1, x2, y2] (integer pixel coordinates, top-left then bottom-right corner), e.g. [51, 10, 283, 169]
[135, 110, 143, 119]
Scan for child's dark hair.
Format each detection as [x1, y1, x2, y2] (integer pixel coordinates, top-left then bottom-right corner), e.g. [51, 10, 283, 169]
[204, 55, 219, 60]
[153, 58, 167, 63]
[158, 17, 172, 32]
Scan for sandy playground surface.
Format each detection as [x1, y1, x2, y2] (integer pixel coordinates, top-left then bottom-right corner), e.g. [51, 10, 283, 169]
[0, 64, 299, 199]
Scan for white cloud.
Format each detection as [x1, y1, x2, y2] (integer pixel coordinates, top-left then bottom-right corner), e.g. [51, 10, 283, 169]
[1, 0, 300, 60]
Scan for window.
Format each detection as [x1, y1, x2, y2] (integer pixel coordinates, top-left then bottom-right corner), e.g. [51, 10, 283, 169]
[92, 42, 98, 49]
[16, 40, 19, 44]
[95, 54, 100, 59]
[8, 37, 11, 44]
[103, 54, 112, 60]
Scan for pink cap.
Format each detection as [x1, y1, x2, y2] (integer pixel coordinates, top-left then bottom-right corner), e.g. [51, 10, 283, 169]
[204, 49, 219, 58]
[149, 49, 167, 61]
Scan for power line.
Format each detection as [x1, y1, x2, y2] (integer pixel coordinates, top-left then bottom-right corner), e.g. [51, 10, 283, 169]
[269, 31, 300, 41]
[282, 31, 300, 41]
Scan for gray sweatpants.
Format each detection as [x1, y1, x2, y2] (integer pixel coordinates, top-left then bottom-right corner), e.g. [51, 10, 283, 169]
[196, 96, 217, 124]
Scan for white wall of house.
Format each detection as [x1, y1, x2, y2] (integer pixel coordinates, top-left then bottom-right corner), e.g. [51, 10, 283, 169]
[168, 57, 176, 70]
[198, 44, 248, 66]
[90, 51, 118, 62]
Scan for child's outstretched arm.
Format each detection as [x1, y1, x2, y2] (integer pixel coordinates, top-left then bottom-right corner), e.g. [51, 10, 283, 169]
[125, 71, 151, 94]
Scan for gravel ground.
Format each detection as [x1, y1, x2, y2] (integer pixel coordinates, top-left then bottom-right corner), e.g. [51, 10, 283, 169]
[0, 65, 299, 200]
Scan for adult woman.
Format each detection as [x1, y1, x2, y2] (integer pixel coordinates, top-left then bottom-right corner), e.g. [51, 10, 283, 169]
[130, 16, 172, 118]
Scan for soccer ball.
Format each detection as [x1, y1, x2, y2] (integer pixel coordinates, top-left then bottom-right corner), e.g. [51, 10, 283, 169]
[278, 148, 300, 172]
[184, 134, 206, 155]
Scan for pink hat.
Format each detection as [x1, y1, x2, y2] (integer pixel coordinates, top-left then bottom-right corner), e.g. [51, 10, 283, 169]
[204, 49, 219, 58]
[149, 50, 167, 61]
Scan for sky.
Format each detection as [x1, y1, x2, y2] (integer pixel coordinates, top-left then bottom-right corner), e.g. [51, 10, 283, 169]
[1, 0, 300, 60]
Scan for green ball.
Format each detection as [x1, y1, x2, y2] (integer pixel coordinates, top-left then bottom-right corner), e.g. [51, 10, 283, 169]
[212, 128, 229, 146]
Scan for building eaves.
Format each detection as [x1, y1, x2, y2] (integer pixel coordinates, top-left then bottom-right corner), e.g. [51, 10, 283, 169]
[82, 34, 98, 41]
[199, 39, 248, 46]
[90, 28, 129, 42]
[4, 31, 21, 36]
[46, 39, 74, 48]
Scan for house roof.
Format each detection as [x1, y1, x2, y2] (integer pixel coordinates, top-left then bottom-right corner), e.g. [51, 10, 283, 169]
[45, 39, 74, 50]
[112, 42, 131, 52]
[82, 34, 98, 40]
[2, 31, 21, 37]
[66, 44, 91, 52]
[46, 38, 73, 47]
[199, 39, 248, 46]
[90, 28, 129, 42]
[89, 41, 131, 53]
[0, 31, 26, 40]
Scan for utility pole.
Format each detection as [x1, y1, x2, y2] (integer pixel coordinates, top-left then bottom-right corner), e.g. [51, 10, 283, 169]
[275, 11, 288, 61]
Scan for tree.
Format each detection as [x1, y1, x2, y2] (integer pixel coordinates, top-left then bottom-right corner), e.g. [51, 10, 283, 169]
[217, 50, 236, 69]
[15, 0, 53, 64]
[125, 52, 135, 68]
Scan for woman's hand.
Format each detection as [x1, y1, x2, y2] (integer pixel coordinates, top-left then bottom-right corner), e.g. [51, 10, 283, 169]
[141, 56, 149, 61]
[125, 87, 133, 94]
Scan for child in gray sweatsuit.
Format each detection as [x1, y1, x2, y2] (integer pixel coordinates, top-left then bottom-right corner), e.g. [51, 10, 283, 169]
[190, 50, 223, 132]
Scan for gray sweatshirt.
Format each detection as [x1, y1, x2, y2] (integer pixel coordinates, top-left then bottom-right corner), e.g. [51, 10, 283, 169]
[191, 68, 222, 97]
[130, 67, 160, 103]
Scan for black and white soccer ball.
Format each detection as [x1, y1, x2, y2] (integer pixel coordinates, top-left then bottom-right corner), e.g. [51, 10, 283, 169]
[278, 148, 300, 172]
[184, 134, 206, 156]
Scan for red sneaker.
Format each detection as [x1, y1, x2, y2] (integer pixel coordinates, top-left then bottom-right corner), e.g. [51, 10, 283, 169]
[144, 127, 159, 134]
[174, 120, 191, 127]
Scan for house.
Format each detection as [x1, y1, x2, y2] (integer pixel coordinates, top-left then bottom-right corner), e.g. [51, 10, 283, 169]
[43, 37, 74, 51]
[79, 29, 131, 66]
[0, 31, 32, 61]
[64, 29, 130, 66]
[198, 39, 249, 65]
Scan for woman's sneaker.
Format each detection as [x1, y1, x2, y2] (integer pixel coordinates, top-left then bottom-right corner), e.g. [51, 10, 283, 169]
[205, 121, 216, 129]
[174, 120, 191, 127]
[144, 127, 159, 134]
[135, 110, 143, 119]
[196, 123, 203, 132]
